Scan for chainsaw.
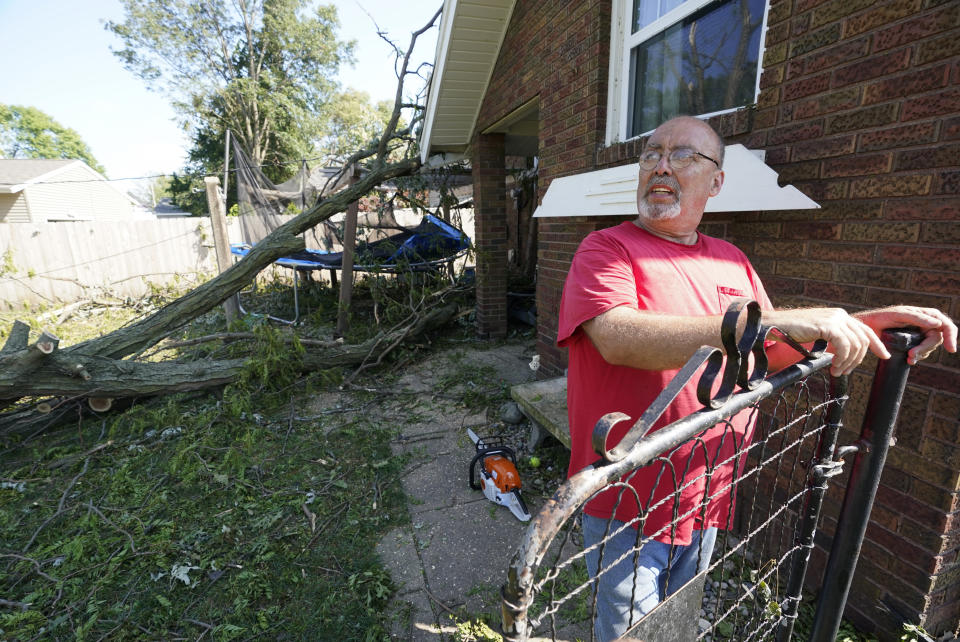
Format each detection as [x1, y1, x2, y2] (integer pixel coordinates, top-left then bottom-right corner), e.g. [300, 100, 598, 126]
[467, 429, 531, 522]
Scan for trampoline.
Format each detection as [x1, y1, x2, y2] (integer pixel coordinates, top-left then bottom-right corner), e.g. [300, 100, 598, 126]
[231, 214, 471, 324]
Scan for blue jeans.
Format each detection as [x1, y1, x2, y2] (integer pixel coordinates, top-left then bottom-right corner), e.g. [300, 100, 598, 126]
[582, 514, 717, 641]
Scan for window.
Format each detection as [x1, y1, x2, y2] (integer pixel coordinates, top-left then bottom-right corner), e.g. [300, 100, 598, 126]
[607, 0, 768, 143]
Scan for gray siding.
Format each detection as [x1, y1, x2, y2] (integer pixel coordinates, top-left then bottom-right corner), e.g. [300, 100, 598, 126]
[0, 193, 31, 223]
[26, 165, 134, 221]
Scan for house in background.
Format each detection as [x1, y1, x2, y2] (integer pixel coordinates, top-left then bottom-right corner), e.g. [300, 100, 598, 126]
[420, 0, 959, 638]
[0, 158, 137, 222]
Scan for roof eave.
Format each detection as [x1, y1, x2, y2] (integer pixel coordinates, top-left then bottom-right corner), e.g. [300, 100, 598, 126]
[420, 0, 516, 164]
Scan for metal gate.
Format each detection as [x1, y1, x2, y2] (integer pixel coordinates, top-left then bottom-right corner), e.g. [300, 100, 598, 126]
[501, 300, 922, 641]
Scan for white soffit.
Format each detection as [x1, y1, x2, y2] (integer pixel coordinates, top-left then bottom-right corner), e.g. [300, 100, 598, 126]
[420, 0, 516, 163]
[533, 144, 820, 217]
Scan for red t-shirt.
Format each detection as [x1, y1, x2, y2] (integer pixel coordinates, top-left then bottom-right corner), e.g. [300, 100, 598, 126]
[558, 222, 773, 545]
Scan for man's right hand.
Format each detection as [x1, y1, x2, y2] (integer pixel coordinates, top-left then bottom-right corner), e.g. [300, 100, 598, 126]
[765, 308, 887, 376]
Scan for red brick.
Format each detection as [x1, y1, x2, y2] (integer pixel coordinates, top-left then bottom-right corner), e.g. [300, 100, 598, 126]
[810, 0, 876, 28]
[902, 88, 960, 121]
[789, 23, 843, 57]
[917, 32, 960, 65]
[753, 240, 808, 257]
[909, 366, 960, 400]
[798, 179, 849, 201]
[849, 174, 932, 198]
[760, 65, 785, 90]
[754, 107, 778, 130]
[833, 48, 912, 87]
[767, 0, 792, 26]
[843, 0, 924, 38]
[781, 221, 843, 239]
[783, 72, 834, 101]
[873, 4, 960, 52]
[842, 222, 921, 241]
[777, 160, 822, 183]
[943, 116, 960, 141]
[794, 87, 862, 119]
[913, 271, 960, 296]
[863, 65, 952, 105]
[796, 0, 830, 12]
[793, 135, 857, 161]
[879, 246, 960, 271]
[801, 37, 872, 75]
[768, 121, 824, 145]
[837, 264, 908, 288]
[895, 144, 960, 171]
[763, 41, 789, 66]
[859, 122, 939, 152]
[864, 288, 953, 312]
[931, 394, 960, 421]
[885, 197, 960, 221]
[766, 20, 790, 47]
[920, 436, 960, 469]
[803, 280, 867, 304]
[935, 170, 960, 195]
[814, 200, 884, 220]
[826, 103, 900, 134]
[822, 153, 892, 177]
[776, 259, 834, 279]
[764, 275, 806, 296]
[808, 242, 875, 262]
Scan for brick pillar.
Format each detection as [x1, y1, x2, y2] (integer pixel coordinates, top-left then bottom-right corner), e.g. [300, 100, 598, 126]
[472, 133, 508, 338]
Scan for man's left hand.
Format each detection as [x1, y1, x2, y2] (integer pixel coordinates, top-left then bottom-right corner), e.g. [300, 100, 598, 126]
[853, 306, 958, 365]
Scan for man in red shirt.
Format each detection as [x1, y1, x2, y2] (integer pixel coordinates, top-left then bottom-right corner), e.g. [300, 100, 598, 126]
[558, 116, 956, 641]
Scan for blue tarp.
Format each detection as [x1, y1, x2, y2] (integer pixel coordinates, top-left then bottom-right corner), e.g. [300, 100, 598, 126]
[231, 214, 470, 272]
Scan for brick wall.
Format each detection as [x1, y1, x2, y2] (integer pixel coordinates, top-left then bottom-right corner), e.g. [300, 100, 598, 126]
[740, 1, 960, 636]
[473, 133, 508, 338]
[471, 0, 611, 351]
[474, 0, 958, 636]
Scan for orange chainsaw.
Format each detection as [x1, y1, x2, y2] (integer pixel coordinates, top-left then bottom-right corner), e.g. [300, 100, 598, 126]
[468, 429, 531, 522]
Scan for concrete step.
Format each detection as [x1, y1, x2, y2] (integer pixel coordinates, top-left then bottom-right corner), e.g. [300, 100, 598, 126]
[510, 375, 570, 450]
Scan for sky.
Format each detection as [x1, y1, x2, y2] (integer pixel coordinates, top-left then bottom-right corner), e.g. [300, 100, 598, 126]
[0, 0, 440, 187]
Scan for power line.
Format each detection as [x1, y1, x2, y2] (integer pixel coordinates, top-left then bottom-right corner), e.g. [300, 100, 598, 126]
[0, 155, 332, 187]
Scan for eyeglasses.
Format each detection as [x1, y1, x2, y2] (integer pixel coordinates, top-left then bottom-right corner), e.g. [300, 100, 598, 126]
[639, 148, 720, 170]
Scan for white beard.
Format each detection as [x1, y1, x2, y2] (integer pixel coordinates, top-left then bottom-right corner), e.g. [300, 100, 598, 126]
[637, 197, 682, 221]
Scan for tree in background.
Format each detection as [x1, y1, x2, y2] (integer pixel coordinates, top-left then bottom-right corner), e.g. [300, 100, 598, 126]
[106, 0, 356, 212]
[0, 104, 107, 175]
[318, 89, 395, 164]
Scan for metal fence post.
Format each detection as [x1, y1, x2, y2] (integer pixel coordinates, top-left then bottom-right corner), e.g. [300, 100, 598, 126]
[809, 327, 923, 642]
[777, 375, 848, 642]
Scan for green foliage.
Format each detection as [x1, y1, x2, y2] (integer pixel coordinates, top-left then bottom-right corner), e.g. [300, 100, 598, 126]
[0, 356, 410, 640]
[901, 623, 930, 642]
[0, 104, 107, 174]
[434, 352, 506, 411]
[317, 89, 398, 163]
[106, 0, 355, 190]
[451, 616, 503, 642]
[0, 247, 16, 277]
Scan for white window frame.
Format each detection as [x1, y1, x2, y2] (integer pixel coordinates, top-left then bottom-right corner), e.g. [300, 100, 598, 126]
[605, 0, 771, 146]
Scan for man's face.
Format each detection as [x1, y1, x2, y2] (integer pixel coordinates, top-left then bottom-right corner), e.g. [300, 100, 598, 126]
[635, 117, 724, 243]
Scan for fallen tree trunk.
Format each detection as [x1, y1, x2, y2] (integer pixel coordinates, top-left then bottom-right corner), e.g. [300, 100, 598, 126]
[0, 303, 458, 434]
[0, 10, 443, 425]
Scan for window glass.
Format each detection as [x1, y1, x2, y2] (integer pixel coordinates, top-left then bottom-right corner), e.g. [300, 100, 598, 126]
[632, 0, 689, 33]
[628, 0, 765, 137]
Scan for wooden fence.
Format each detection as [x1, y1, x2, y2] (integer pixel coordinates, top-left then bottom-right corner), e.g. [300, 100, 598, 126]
[0, 209, 475, 311]
[0, 218, 241, 310]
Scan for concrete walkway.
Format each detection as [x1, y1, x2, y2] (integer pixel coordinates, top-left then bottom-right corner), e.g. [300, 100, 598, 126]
[375, 339, 545, 640]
